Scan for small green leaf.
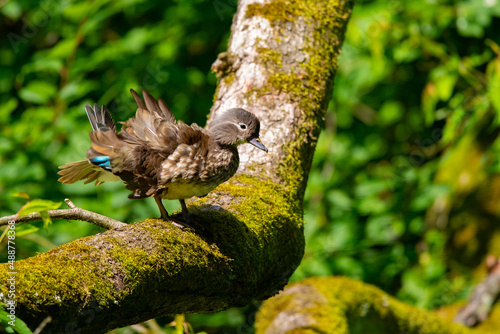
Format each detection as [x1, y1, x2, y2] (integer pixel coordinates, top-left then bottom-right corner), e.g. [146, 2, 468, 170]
[10, 192, 30, 200]
[434, 73, 458, 101]
[39, 211, 53, 230]
[18, 81, 57, 104]
[48, 39, 78, 59]
[422, 82, 438, 126]
[378, 100, 403, 126]
[0, 98, 18, 124]
[21, 59, 63, 75]
[18, 199, 62, 217]
[0, 2, 22, 20]
[14, 226, 40, 237]
[487, 57, 500, 118]
[0, 308, 33, 334]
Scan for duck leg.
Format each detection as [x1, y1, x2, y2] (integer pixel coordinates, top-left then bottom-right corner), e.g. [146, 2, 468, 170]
[154, 195, 192, 229]
[154, 195, 169, 220]
[179, 199, 190, 223]
[155, 196, 186, 229]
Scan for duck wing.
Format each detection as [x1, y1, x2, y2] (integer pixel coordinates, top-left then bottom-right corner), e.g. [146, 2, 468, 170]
[121, 89, 210, 152]
[130, 89, 175, 123]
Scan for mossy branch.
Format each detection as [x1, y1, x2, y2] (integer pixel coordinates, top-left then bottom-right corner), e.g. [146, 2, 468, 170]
[0, 199, 126, 229]
[0, 0, 354, 332]
[1, 177, 304, 332]
[255, 277, 479, 334]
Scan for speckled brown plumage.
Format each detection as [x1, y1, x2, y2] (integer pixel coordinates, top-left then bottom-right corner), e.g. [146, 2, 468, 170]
[58, 89, 267, 225]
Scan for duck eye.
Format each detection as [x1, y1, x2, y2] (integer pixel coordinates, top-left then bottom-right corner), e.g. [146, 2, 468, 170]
[239, 123, 247, 130]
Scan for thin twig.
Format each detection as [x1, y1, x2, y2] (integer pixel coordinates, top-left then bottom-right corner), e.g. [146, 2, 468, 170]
[454, 255, 500, 327]
[0, 198, 127, 230]
[33, 316, 52, 334]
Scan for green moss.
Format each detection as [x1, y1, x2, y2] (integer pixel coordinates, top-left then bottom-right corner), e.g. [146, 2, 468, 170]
[256, 47, 283, 68]
[256, 281, 348, 333]
[256, 276, 482, 334]
[212, 51, 238, 104]
[12, 239, 116, 313]
[192, 174, 305, 291]
[245, 2, 302, 23]
[222, 71, 236, 86]
[0, 219, 232, 328]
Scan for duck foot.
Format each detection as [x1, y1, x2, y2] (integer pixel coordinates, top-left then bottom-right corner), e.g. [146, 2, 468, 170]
[154, 196, 194, 229]
[170, 199, 194, 230]
[168, 217, 194, 230]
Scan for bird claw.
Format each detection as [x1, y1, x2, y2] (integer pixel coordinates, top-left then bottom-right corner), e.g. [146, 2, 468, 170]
[168, 216, 195, 231]
[171, 221, 194, 230]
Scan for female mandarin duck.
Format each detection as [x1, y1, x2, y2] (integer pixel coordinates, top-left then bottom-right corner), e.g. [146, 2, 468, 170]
[58, 89, 267, 226]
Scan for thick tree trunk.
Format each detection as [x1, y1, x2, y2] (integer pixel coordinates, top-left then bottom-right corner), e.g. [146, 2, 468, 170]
[0, 0, 353, 332]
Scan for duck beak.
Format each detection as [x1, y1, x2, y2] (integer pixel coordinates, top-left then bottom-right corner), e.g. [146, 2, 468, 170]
[248, 137, 268, 152]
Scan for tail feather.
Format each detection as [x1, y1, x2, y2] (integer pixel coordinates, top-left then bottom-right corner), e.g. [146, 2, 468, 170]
[59, 90, 176, 189]
[59, 103, 124, 187]
[58, 160, 119, 185]
[85, 104, 116, 132]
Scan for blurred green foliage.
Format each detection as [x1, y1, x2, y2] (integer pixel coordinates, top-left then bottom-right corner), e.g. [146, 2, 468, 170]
[1, 0, 500, 332]
[295, 0, 500, 312]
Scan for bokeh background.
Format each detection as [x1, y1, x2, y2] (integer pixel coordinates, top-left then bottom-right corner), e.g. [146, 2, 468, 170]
[1, 0, 500, 332]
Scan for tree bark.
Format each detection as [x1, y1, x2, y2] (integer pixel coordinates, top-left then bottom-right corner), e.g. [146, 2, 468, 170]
[0, 0, 353, 332]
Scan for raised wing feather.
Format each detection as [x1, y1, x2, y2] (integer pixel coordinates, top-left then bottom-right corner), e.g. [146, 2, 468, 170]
[129, 89, 175, 123]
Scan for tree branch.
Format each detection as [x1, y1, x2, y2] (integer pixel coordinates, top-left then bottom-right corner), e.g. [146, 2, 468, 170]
[0, 0, 354, 332]
[454, 256, 500, 327]
[255, 276, 473, 334]
[0, 199, 126, 229]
